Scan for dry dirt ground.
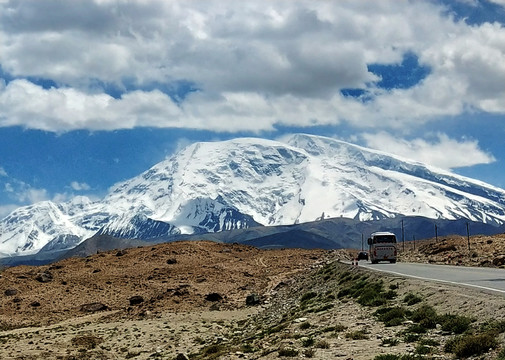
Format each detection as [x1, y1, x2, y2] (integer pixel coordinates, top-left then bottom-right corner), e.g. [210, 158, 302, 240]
[0, 236, 504, 360]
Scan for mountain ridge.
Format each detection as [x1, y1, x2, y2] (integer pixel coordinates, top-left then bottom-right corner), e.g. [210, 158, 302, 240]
[1, 133, 505, 257]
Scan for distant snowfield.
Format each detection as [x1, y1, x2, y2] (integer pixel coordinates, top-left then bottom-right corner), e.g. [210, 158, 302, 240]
[1, 134, 505, 257]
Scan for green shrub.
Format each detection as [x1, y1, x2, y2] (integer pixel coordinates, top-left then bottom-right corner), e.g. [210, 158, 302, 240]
[300, 291, 318, 303]
[405, 323, 428, 334]
[403, 333, 421, 343]
[415, 344, 433, 355]
[481, 319, 505, 333]
[418, 338, 439, 347]
[301, 337, 314, 347]
[403, 293, 422, 306]
[357, 282, 387, 306]
[444, 332, 498, 357]
[410, 304, 437, 329]
[381, 337, 399, 346]
[374, 306, 406, 327]
[438, 313, 472, 334]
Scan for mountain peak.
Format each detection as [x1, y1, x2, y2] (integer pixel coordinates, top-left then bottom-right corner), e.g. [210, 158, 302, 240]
[1, 134, 505, 257]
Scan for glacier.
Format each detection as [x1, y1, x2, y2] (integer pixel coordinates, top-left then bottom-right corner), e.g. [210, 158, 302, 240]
[1, 133, 504, 257]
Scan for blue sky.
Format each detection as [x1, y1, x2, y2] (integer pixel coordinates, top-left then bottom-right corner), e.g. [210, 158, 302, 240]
[0, 0, 504, 218]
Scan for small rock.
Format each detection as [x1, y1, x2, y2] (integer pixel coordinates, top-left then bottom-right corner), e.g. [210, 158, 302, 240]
[293, 317, 308, 323]
[35, 271, 53, 283]
[175, 354, 190, 360]
[80, 302, 109, 312]
[205, 293, 223, 302]
[4, 289, 18, 296]
[115, 250, 127, 256]
[30, 301, 41, 307]
[493, 255, 505, 266]
[246, 293, 261, 306]
[129, 295, 144, 306]
[166, 258, 177, 264]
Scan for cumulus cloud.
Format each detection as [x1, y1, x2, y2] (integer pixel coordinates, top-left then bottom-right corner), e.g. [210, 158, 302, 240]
[70, 181, 91, 191]
[361, 131, 496, 170]
[0, 167, 7, 177]
[0, 1, 504, 133]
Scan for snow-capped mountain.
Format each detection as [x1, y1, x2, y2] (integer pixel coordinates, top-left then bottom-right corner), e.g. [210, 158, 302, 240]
[1, 134, 505, 257]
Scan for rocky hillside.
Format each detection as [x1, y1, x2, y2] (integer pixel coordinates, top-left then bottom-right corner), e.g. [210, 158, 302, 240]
[397, 232, 505, 268]
[1, 239, 505, 360]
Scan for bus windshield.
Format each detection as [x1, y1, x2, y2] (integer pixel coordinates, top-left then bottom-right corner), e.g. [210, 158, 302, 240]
[373, 235, 396, 243]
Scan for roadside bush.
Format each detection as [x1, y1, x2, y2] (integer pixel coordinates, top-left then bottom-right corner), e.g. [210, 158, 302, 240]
[374, 306, 406, 327]
[403, 293, 422, 306]
[438, 313, 472, 334]
[444, 332, 498, 357]
[410, 304, 437, 329]
[357, 281, 387, 306]
[481, 319, 505, 333]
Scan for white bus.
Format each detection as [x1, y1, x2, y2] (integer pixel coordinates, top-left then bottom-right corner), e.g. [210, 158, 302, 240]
[367, 231, 397, 264]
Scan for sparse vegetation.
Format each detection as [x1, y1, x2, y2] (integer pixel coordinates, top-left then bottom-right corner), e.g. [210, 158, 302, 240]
[444, 331, 498, 357]
[438, 313, 472, 334]
[374, 306, 406, 327]
[403, 292, 422, 306]
[345, 330, 369, 340]
[381, 337, 400, 346]
[278, 347, 299, 357]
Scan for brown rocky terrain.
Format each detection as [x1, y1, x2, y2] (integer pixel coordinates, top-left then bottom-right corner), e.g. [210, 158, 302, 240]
[397, 233, 505, 267]
[0, 235, 504, 360]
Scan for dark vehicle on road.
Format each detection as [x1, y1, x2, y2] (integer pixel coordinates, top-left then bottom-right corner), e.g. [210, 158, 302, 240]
[357, 251, 369, 261]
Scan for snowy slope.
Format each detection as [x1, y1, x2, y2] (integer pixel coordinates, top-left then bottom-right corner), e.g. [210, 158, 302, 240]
[1, 134, 505, 257]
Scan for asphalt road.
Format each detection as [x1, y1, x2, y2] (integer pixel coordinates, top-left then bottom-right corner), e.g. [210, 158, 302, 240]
[356, 261, 505, 296]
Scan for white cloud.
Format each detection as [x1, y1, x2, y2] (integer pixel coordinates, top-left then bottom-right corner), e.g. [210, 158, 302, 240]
[0, 167, 7, 177]
[0, 1, 504, 133]
[361, 131, 496, 170]
[70, 181, 91, 191]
